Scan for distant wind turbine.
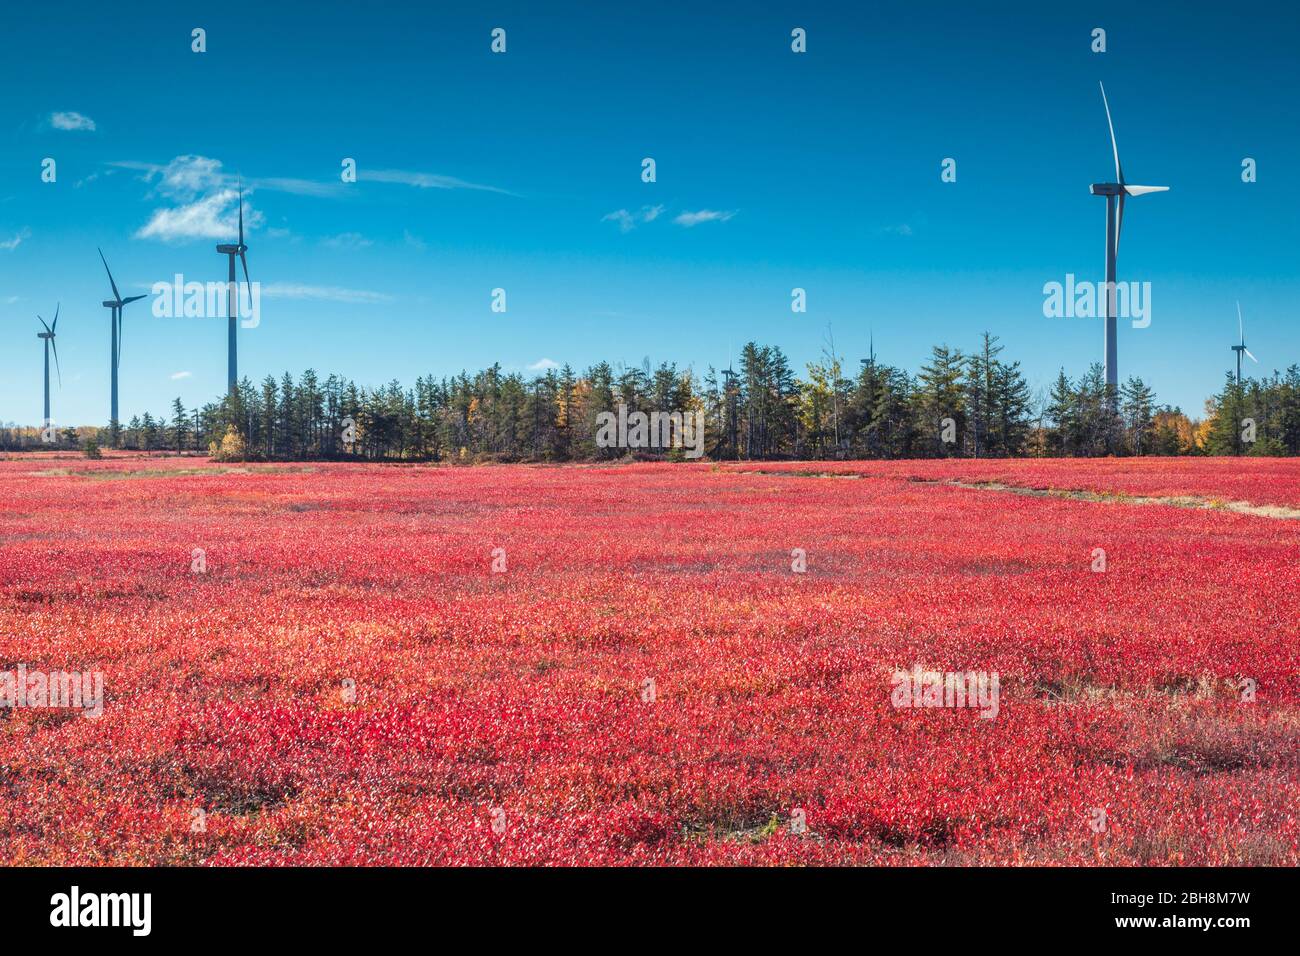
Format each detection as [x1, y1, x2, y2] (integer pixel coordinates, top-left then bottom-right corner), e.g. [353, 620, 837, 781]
[36, 305, 61, 427]
[98, 248, 147, 429]
[216, 183, 251, 393]
[861, 329, 876, 370]
[1232, 301, 1259, 386]
[1091, 82, 1169, 397]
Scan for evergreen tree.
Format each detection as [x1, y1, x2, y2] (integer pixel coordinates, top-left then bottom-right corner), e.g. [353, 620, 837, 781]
[1120, 376, 1156, 455]
[170, 398, 190, 452]
[916, 345, 966, 456]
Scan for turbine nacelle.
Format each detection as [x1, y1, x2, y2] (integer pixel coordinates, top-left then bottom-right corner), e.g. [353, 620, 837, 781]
[1090, 182, 1169, 197]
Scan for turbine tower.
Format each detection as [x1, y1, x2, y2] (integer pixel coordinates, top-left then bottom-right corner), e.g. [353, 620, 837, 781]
[216, 184, 251, 393]
[98, 249, 147, 429]
[1232, 301, 1258, 386]
[37, 305, 61, 427]
[1091, 82, 1169, 396]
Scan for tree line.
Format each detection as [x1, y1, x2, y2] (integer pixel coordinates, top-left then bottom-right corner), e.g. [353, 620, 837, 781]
[3, 335, 1297, 459]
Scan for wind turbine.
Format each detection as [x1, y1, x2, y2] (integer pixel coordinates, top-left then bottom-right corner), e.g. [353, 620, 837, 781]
[1232, 301, 1258, 386]
[216, 183, 251, 393]
[1091, 82, 1169, 397]
[861, 329, 876, 371]
[37, 305, 61, 428]
[98, 248, 147, 429]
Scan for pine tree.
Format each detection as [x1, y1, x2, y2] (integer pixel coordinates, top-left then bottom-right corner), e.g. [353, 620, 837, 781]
[916, 345, 966, 456]
[170, 398, 190, 452]
[1045, 370, 1076, 455]
[1120, 376, 1156, 455]
[991, 360, 1032, 456]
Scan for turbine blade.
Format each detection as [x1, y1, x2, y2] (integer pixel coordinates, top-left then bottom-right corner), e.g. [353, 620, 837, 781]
[239, 250, 251, 314]
[52, 303, 60, 332]
[238, 183, 244, 247]
[1245, 348, 1259, 364]
[121, 294, 148, 305]
[51, 337, 62, 387]
[98, 247, 122, 303]
[1100, 81, 1123, 184]
[1237, 301, 1244, 344]
[1124, 185, 1169, 195]
[38, 315, 52, 335]
[1115, 192, 1125, 257]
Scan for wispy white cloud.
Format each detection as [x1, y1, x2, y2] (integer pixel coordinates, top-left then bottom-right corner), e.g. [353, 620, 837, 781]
[403, 230, 427, 251]
[129, 155, 224, 200]
[528, 358, 560, 371]
[109, 156, 342, 201]
[249, 176, 341, 198]
[135, 188, 262, 243]
[170, 370, 192, 380]
[321, 232, 373, 249]
[116, 156, 262, 243]
[360, 168, 513, 195]
[603, 210, 635, 232]
[50, 111, 96, 131]
[260, 283, 392, 304]
[0, 228, 30, 251]
[673, 209, 735, 227]
[879, 223, 914, 237]
[111, 158, 506, 201]
[602, 204, 665, 233]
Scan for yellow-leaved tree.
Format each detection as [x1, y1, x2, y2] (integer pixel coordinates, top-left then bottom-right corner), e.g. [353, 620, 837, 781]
[209, 425, 247, 462]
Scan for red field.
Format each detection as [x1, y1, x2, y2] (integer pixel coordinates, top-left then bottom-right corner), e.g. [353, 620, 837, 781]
[1, 456, 1297, 865]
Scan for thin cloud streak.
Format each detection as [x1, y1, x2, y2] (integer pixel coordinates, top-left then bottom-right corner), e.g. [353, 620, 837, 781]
[360, 168, 514, 195]
[260, 283, 393, 304]
[602, 205, 664, 233]
[109, 159, 508, 198]
[673, 209, 736, 227]
[0, 229, 30, 251]
[108, 159, 343, 198]
[321, 232, 373, 249]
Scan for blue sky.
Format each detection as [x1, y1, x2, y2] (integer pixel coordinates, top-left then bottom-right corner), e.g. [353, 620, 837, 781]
[2, 0, 1297, 427]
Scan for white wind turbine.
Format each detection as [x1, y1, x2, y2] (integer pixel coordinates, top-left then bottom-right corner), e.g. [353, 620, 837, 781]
[1233, 301, 1259, 386]
[1091, 82, 1169, 396]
